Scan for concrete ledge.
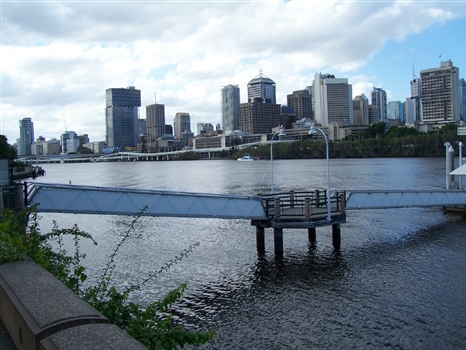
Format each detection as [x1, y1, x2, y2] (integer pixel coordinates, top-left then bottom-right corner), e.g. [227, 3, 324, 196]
[40, 323, 147, 350]
[0, 261, 108, 350]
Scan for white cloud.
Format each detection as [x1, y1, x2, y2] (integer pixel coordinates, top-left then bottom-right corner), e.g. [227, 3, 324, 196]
[1, 0, 465, 142]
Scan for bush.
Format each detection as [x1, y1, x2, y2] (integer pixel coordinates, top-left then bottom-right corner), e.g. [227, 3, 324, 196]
[0, 206, 214, 349]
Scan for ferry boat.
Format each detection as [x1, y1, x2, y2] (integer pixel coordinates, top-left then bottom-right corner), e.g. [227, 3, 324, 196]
[237, 153, 259, 161]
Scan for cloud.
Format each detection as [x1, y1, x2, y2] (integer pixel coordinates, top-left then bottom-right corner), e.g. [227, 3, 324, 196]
[1, 0, 465, 142]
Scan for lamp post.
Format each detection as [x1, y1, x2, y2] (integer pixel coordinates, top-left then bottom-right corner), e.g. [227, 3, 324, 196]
[309, 125, 331, 222]
[270, 126, 286, 194]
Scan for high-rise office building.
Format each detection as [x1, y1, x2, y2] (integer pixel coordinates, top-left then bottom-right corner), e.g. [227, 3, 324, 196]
[410, 78, 422, 98]
[420, 60, 460, 122]
[221, 84, 240, 134]
[247, 71, 276, 103]
[239, 98, 281, 134]
[409, 78, 422, 123]
[313, 73, 353, 127]
[146, 103, 165, 141]
[405, 97, 420, 124]
[60, 131, 77, 154]
[174, 112, 191, 140]
[459, 78, 465, 120]
[240, 72, 281, 134]
[352, 94, 369, 126]
[105, 86, 141, 147]
[388, 101, 404, 123]
[371, 87, 387, 123]
[18, 117, 34, 156]
[287, 90, 312, 120]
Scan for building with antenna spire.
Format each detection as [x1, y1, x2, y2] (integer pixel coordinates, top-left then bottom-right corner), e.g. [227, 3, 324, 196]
[239, 71, 281, 134]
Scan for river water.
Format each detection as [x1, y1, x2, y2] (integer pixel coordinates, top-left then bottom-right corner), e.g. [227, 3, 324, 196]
[29, 157, 466, 349]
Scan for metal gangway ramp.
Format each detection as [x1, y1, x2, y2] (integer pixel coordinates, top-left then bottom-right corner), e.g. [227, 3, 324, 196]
[345, 189, 466, 209]
[27, 183, 267, 220]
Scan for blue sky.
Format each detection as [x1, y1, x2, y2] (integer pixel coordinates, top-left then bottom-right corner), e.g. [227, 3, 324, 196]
[1, 1, 466, 143]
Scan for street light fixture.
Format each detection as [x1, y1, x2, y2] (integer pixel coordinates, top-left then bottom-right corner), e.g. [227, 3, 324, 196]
[270, 126, 286, 194]
[309, 125, 331, 222]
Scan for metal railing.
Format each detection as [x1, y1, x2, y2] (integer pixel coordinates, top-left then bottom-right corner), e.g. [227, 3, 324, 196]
[261, 190, 346, 219]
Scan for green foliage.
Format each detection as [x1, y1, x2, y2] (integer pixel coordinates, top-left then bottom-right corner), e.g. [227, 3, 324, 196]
[0, 135, 17, 161]
[0, 207, 214, 349]
[230, 123, 465, 160]
[77, 145, 93, 154]
[176, 151, 198, 160]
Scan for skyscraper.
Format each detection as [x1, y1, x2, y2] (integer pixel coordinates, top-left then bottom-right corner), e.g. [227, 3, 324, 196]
[247, 71, 276, 103]
[371, 87, 387, 123]
[352, 94, 369, 126]
[105, 86, 141, 147]
[461, 78, 466, 120]
[420, 60, 460, 122]
[287, 90, 312, 120]
[313, 73, 353, 127]
[221, 84, 240, 134]
[60, 131, 77, 154]
[174, 112, 191, 140]
[240, 72, 281, 134]
[146, 103, 165, 141]
[18, 117, 34, 156]
[388, 101, 404, 123]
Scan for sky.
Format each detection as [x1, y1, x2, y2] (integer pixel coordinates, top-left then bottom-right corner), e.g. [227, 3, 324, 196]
[1, 0, 466, 144]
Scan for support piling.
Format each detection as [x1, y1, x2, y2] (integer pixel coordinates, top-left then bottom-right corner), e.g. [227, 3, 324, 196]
[256, 226, 265, 253]
[332, 224, 341, 250]
[274, 228, 283, 256]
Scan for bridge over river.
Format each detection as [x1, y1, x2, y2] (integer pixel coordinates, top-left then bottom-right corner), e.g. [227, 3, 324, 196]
[23, 182, 466, 255]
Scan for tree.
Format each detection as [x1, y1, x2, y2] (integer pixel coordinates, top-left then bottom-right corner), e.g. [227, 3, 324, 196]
[0, 135, 17, 161]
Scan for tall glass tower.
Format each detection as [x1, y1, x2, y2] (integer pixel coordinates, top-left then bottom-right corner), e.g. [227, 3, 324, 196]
[105, 86, 141, 147]
[221, 84, 240, 134]
[371, 87, 388, 123]
[18, 117, 34, 156]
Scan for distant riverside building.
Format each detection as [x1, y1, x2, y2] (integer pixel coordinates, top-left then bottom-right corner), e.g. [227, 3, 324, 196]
[239, 72, 281, 134]
[312, 73, 353, 127]
[371, 87, 388, 123]
[405, 97, 420, 124]
[83, 141, 107, 154]
[388, 101, 404, 123]
[287, 90, 312, 121]
[32, 138, 60, 156]
[60, 131, 77, 154]
[18, 117, 34, 156]
[368, 105, 379, 125]
[105, 86, 141, 147]
[174, 112, 191, 140]
[460, 78, 466, 120]
[239, 98, 281, 134]
[221, 84, 240, 134]
[280, 106, 297, 130]
[77, 134, 90, 146]
[247, 71, 276, 103]
[197, 123, 214, 135]
[420, 60, 460, 123]
[66, 138, 80, 153]
[352, 94, 369, 126]
[146, 103, 165, 142]
[411, 78, 422, 98]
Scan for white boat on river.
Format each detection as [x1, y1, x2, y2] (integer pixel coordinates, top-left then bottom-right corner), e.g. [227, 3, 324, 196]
[237, 153, 259, 161]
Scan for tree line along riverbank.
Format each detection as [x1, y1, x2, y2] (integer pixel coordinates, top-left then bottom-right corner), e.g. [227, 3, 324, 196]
[228, 122, 466, 160]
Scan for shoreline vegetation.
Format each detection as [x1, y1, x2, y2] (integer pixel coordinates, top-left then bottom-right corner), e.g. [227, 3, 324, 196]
[172, 124, 465, 162]
[220, 123, 465, 161]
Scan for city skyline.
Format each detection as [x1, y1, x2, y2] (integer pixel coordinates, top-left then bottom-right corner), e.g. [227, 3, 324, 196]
[2, 1, 466, 143]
